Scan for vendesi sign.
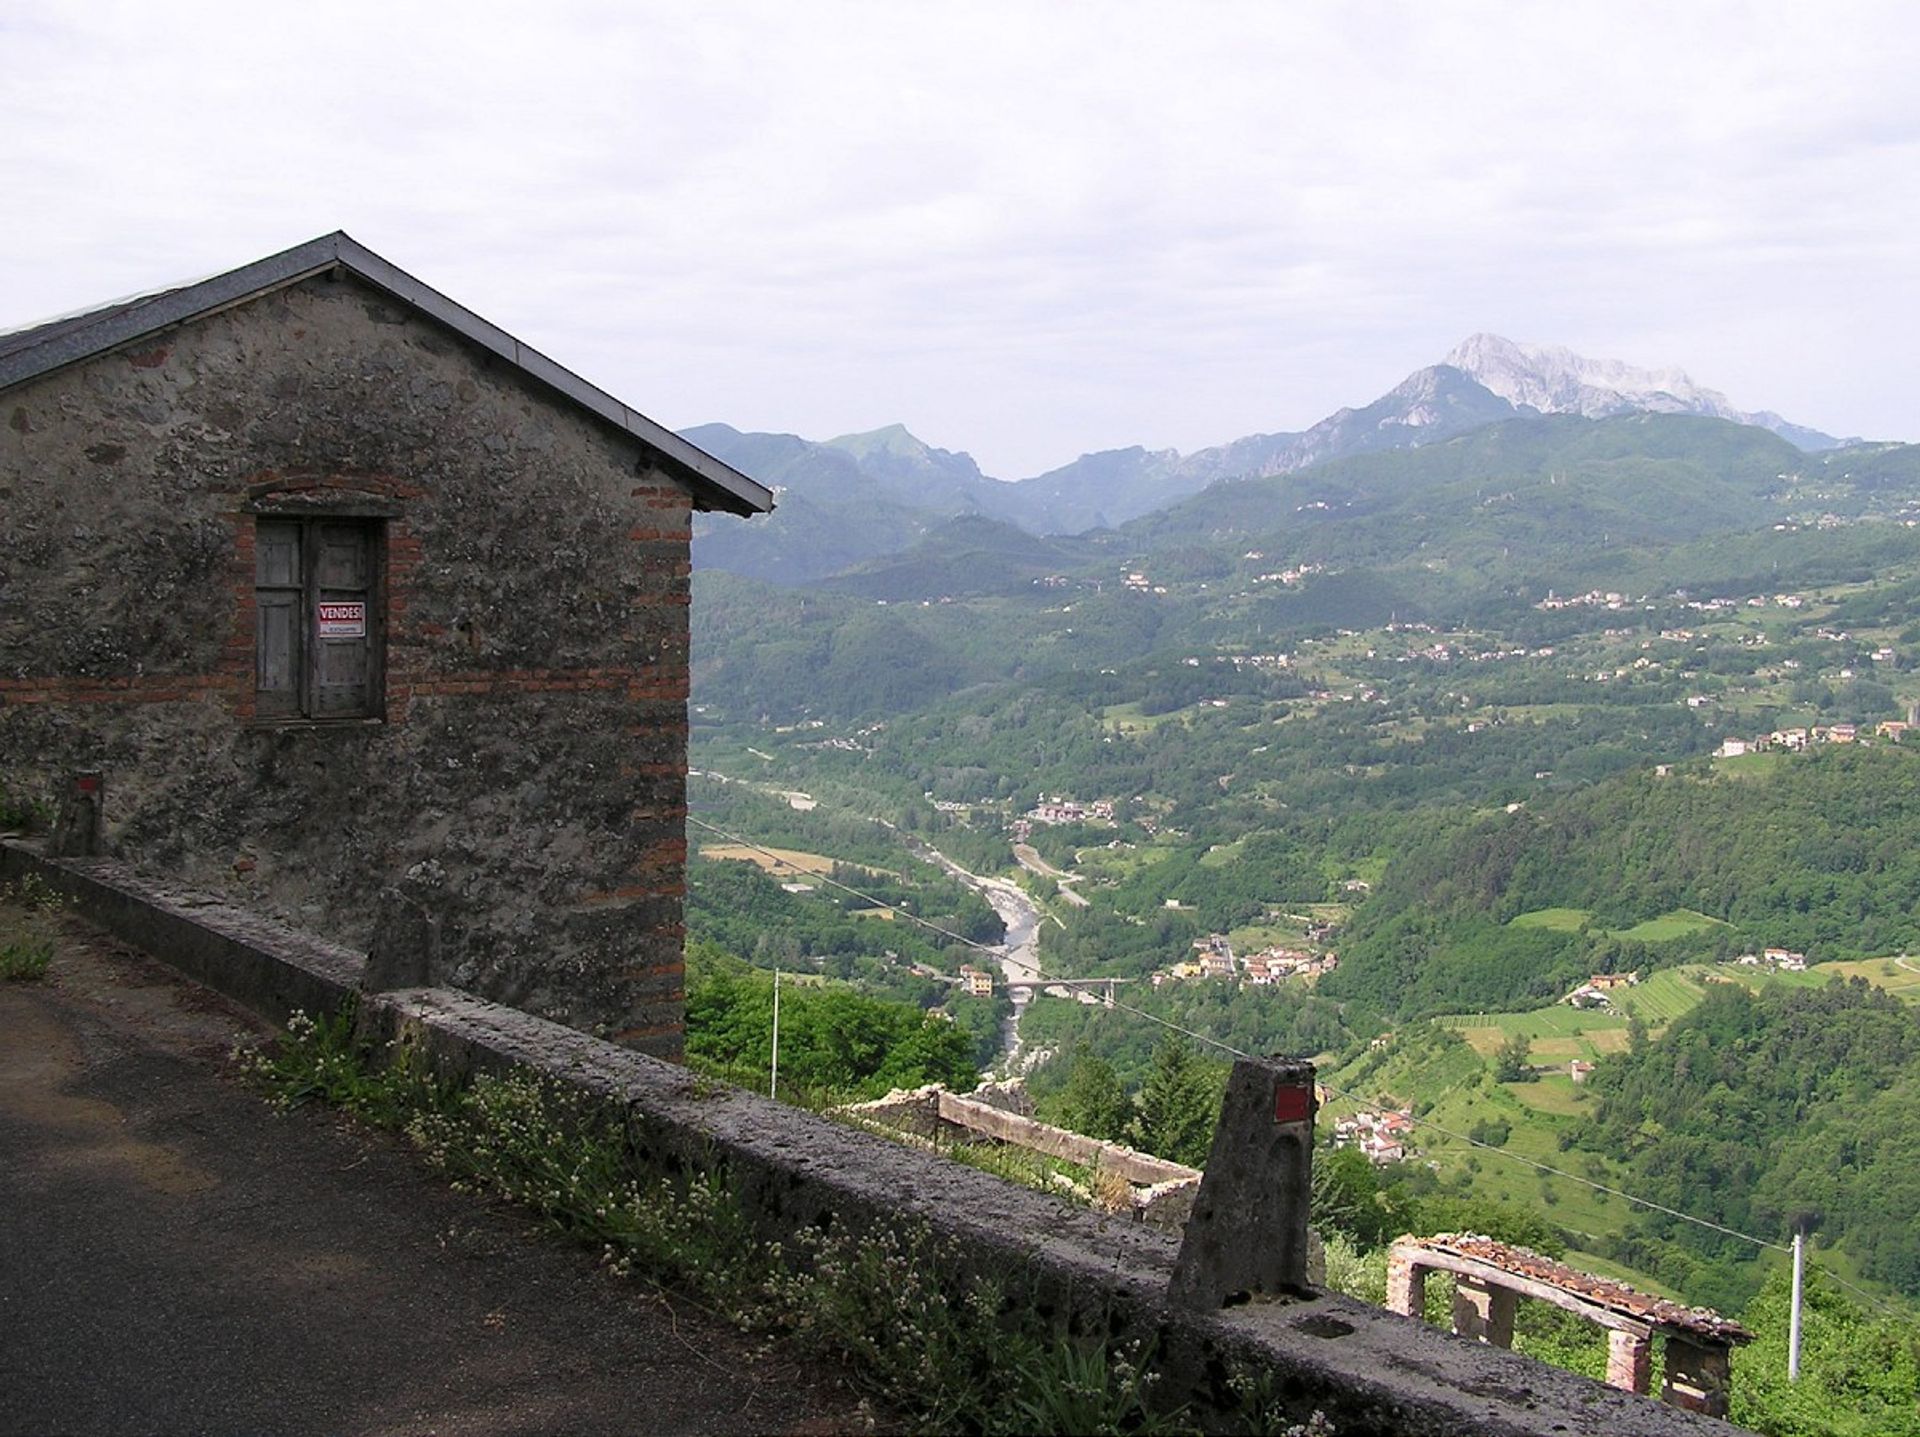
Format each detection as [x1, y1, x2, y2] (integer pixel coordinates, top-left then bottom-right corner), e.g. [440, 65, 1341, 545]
[317, 601, 367, 638]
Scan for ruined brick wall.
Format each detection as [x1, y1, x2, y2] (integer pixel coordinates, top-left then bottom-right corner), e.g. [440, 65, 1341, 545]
[0, 272, 695, 1055]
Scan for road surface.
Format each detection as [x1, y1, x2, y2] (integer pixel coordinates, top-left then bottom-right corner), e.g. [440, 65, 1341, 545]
[1012, 843, 1089, 907]
[0, 915, 882, 1437]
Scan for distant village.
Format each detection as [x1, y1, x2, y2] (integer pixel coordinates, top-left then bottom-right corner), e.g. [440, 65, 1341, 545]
[1710, 719, 1908, 758]
[1008, 794, 1345, 990]
[1022, 796, 1116, 826]
[1538, 588, 1820, 614]
[1154, 931, 1339, 988]
[1331, 1105, 1414, 1164]
[1727, 948, 1808, 971]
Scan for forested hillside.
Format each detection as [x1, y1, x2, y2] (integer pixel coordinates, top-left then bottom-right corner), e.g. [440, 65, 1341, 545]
[1326, 746, 1920, 1015]
[683, 405, 1920, 1426]
[1117, 413, 1802, 569]
[1570, 980, 1920, 1299]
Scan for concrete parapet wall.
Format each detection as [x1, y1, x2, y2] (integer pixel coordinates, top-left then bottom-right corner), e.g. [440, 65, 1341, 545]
[2, 843, 1741, 1437]
[840, 1083, 946, 1138]
[1136, 1176, 1200, 1231]
[934, 1088, 1200, 1187]
[3, 841, 361, 1025]
[846, 1084, 1201, 1229]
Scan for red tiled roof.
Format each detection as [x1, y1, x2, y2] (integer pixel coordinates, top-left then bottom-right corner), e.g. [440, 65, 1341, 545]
[1417, 1234, 1753, 1344]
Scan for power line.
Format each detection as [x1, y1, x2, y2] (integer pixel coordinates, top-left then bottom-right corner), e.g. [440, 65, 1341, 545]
[1096, 991, 1255, 1060]
[687, 815, 1003, 957]
[688, 810, 1919, 1322]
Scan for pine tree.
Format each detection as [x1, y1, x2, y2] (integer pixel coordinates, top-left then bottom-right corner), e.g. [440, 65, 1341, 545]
[1053, 1044, 1132, 1143]
[1129, 1037, 1218, 1166]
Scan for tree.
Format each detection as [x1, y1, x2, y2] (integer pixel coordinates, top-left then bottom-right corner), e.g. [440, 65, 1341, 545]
[1731, 1270, 1920, 1437]
[1129, 1037, 1220, 1167]
[1052, 1044, 1132, 1143]
[1625, 1011, 1650, 1057]
[1494, 1030, 1535, 1082]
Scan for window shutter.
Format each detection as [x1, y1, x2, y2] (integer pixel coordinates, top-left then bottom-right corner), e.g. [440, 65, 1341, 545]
[310, 523, 375, 716]
[255, 521, 302, 717]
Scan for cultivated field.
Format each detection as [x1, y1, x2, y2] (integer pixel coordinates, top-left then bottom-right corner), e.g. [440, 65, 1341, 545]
[1438, 958, 1920, 1065]
[699, 844, 897, 879]
[1609, 908, 1726, 942]
[1506, 906, 1727, 942]
[1507, 907, 1589, 932]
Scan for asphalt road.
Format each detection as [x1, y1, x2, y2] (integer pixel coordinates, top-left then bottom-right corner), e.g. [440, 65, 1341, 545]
[0, 921, 877, 1437]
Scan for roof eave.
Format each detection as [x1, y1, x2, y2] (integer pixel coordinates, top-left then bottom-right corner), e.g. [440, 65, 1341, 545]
[0, 231, 773, 518]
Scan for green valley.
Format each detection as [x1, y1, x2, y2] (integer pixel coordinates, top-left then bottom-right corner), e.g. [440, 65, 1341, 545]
[679, 403, 1920, 1431]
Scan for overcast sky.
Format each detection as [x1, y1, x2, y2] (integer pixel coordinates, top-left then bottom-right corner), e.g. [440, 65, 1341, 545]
[4, 1, 1915, 478]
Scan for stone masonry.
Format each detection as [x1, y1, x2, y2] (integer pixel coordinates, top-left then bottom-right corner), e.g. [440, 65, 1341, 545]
[0, 234, 770, 1056]
[1386, 1235, 1749, 1419]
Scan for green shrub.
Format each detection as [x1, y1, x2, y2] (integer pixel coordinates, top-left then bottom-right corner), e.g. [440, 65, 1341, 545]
[244, 1003, 1212, 1435]
[0, 937, 52, 981]
[0, 875, 64, 980]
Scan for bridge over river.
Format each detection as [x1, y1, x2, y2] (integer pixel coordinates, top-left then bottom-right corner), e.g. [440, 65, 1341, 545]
[901, 837, 1134, 1074]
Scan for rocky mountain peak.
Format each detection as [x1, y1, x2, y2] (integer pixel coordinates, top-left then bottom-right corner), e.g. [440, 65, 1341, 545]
[1446, 333, 1743, 422]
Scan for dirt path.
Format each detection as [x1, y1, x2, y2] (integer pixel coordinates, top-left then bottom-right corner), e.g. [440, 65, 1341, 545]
[1012, 843, 1090, 908]
[0, 917, 880, 1437]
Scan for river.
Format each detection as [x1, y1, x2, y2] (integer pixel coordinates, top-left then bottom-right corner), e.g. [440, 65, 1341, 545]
[695, 782, 1050, 1074]
[906, 837, 1047, 1075]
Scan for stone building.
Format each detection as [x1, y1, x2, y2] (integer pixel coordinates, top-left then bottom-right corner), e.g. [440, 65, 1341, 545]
[0, 233, 771, 1056]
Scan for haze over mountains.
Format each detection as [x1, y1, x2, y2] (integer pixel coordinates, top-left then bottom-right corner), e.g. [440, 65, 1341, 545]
[689, 336, 1860, 585]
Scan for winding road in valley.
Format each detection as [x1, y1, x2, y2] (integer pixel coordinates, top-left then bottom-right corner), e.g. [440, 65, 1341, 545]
[1013, 843, 1090, 907]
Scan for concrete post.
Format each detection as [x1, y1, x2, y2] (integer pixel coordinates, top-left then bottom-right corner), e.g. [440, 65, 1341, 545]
[1452, 1276, 1518, 1348]
[1788, 1229, 1804, 1382]
[49, 771, 104, 858]
[1662, 1336, 1733, 1418]
[1606, 1327, 1653, 1396]
[361, 888, 438, 992]
[1169, 1056, 1316, 1309]
[1385, 1246, 1428, 1319]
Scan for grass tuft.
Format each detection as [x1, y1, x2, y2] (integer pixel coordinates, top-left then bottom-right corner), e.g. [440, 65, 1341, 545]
[0, 875, 65, 981]
[239, 1002, 1322, 1436]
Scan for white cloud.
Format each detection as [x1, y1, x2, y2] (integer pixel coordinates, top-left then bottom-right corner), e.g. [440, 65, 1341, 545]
[2, 0, 1915, 474]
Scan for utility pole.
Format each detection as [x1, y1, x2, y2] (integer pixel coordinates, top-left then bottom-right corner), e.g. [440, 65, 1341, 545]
[1788, 1229, 1805, 1382]
[770, 967, 781, 1101]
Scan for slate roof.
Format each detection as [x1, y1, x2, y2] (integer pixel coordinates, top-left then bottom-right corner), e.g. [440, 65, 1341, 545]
[0, 232, 773, 517]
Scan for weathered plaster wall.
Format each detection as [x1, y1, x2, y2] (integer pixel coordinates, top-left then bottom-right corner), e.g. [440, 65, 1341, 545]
[0, 272, 694, 1053]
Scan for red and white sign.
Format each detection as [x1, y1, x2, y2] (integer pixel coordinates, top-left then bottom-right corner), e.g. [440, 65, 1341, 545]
[317, 601, 367, 638]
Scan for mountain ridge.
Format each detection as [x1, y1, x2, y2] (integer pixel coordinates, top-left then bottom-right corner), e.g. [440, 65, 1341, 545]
[690, 337, 1857, 583]
[1444, 333, 1848, 451]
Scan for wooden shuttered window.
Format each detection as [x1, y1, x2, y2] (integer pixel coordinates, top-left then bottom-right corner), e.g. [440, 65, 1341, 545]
[254, 518, 381, 720]
[254, 521, 304, 717]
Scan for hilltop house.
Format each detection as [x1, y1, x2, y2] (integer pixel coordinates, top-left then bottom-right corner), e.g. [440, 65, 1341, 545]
[0, 233, 772, 1056]
[1333, 1108, 1413, 1164]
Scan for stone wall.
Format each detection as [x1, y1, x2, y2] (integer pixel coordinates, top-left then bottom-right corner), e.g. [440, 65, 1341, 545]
[0, 272, 694, 1053]
[2, 843, 1741, 1436]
